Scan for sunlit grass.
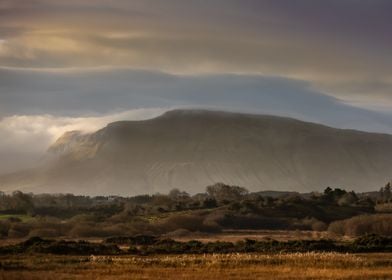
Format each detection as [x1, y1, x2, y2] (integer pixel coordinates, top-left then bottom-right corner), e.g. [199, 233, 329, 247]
[1, 252, 391, 279]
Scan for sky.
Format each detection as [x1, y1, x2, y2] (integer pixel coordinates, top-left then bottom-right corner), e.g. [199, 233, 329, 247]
[0, 0, 392, 173]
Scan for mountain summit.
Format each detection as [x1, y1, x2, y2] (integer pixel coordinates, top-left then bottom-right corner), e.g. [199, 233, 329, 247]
[1, 109, 392, 195]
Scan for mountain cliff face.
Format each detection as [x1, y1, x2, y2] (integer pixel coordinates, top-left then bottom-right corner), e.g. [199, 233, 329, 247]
[1, 109, 392, 195]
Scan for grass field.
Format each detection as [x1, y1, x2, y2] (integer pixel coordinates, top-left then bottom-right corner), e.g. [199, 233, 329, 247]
[1, 252, 392, 279]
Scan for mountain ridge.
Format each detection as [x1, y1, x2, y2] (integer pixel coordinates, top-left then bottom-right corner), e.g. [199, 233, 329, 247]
[1, 109, 392, 195]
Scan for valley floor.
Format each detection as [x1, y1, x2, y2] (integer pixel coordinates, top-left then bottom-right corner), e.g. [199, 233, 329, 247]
[1, 252, 392, 280]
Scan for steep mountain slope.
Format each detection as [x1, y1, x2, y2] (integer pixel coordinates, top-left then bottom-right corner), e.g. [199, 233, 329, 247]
[1, 109, 392, 195]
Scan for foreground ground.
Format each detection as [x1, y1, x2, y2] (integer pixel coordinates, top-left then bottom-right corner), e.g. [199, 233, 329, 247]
[1, 253, 392, 280]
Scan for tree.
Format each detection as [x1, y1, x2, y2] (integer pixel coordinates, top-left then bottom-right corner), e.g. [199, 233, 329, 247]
[206, 183, 248, 203]
[384, 182, 392, 202]
[324, 187, 333, 196]
[168, 188, 190, 200]
[323, 187, 347, 203]
[380, 182, 392, 202]
[337, 192, 358, 206]
[11, 191, 34, 213]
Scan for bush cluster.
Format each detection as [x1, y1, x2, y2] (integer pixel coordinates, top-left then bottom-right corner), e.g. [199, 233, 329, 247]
[0, 237, 121, 255]
[2, 234, 392, 255]
[328, 214, 392, 236]
[0, 184, 381, 239]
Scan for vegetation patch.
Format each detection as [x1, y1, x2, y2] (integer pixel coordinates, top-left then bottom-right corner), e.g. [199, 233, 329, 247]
[2, 234, 392, 256]
[0, 237, 121, 255]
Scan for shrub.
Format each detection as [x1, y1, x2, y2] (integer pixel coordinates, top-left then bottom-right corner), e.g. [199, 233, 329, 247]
[69, 222, 137, 238]
[105, 235, 158, 245]
[2, 237, 122, 255]
[158, 213, 221, 233]
[32, 240, 121, 255]
[328, 220, 345, 235]
[0, 221, 10, 237]
[28, 228, 60, 238]
[163, 228, 193, 238]
[216, 213, 289, 230]
[8, 223, 32, 238]
[328, 214, 392, 236]
[352, 234, 392, 252]
[204, 241, 235, 253]
[69, 224, 108, 238]
[300, 217, 328, 231]
[27, 218, 71, 237]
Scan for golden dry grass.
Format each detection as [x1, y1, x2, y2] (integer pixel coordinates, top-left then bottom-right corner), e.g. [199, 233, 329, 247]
[1, 252, 392, 280]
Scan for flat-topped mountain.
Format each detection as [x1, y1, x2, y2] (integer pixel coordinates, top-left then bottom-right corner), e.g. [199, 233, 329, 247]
[1, 109, 392, 195]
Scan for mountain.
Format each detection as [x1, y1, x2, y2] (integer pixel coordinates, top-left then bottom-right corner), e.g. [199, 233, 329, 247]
[1, 109, 392, 195]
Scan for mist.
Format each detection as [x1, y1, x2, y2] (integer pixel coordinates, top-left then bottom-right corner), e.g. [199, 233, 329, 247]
[0, 108, 166, 174]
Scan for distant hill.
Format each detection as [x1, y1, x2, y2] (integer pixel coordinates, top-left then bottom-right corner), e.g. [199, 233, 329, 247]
[1, 109, 391, 195]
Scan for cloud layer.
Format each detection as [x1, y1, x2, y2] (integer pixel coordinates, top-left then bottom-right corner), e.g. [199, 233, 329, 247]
[1, 67, 392, 130]
[1, 67, 392, 174]
[0, 0, 391, 108]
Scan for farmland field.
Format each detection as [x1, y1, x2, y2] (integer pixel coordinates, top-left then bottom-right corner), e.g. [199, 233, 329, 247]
[1, 252, 392, 280]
